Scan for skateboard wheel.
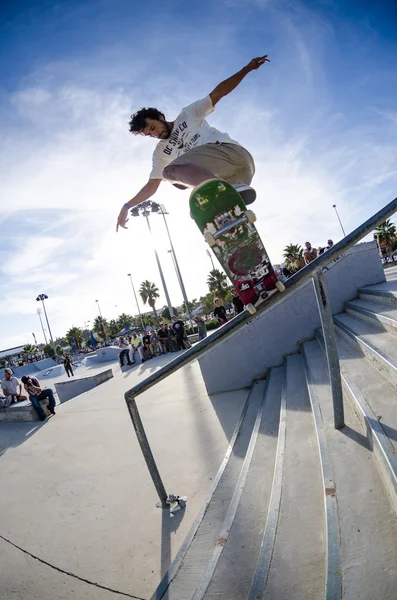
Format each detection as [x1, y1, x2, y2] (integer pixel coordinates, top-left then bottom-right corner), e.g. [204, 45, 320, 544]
[246, 303, 256, 315]
[244, 210, 256, 224]
[204, 231, 216, 247]
[275, 281, 285, 292]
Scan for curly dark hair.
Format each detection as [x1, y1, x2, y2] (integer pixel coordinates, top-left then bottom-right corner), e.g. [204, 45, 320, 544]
[128, 107, 165, 134]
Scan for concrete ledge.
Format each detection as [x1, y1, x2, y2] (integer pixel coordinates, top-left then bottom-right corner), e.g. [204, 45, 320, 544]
[198, 242, 385, 395]
[54, 368, 113, 403]
[0, 398, 53, 422]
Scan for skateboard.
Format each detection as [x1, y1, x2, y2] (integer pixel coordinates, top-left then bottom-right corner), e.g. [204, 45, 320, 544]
[190, 179, 285, 312]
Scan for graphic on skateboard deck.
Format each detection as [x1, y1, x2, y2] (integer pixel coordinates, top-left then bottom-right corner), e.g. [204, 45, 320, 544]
[190, 179, 285, 309]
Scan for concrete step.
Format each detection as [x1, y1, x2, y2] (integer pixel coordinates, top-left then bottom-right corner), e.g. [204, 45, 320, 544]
[250, 355, 324, 600]
[316, 328, 397, 508]
[204, 368, 282, 599]
[302, 339, 397, 600]
[152, 380, 266, 599]
[358, 280, 397, 307]
[345, 297, 397, 333]
[333, 312, 397, 388]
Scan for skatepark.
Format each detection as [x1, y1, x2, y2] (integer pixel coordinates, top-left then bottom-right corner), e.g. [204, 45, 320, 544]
[3, 202, 397, 599]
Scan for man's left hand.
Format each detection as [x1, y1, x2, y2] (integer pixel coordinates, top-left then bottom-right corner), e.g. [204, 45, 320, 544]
[246, 55, 270, 71]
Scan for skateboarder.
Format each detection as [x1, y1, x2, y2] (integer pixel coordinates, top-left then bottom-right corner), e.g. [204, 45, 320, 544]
[116, 55, 271, 232]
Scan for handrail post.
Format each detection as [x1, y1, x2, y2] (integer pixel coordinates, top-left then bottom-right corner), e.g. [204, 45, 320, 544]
[125, 393, 169, 506]
[312, 268, 345, 429]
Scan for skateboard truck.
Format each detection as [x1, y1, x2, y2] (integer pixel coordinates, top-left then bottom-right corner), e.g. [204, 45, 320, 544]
[204, 210, 256, 247]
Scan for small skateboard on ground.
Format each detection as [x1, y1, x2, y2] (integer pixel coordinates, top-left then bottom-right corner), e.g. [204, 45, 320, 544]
[190, 179, 285, 313]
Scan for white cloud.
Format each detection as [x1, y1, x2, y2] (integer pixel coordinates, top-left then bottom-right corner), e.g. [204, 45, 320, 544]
[0, 1, 396, 348]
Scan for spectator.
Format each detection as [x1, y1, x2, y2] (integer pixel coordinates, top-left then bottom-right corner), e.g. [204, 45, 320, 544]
[158, 323, 171, 353]
[213, 298, 228, 325]
[150, 330, 162, 356]
[2, 368, 27, 404]
[0, 380, 12, 408]
[303, 242, 318, 265]
[118, 336, 133, 367]
[130, 333, 145, 363]
[21, 375, 56, 421]
[171, 316, 186, 350]
[282, 254, 296, 278]
[194, 316, 207, 340]
[327, 239, 334, 249]
[141, 331, 154, 359]
[231, 289, 244, 316]
[63, 354, 74, 378]
[165, 323, 178, 351]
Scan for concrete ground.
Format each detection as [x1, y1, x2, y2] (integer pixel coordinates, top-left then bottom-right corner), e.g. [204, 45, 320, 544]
[0, 353, 248, 600]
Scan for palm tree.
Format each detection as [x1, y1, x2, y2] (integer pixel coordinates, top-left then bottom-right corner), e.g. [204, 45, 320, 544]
[65, 327, 84, 350]
[282, 243, 305, 269]
[139, 280, 160, 323]
[22, 344, 37, 356]
[207, 269, 228, 301]
[283, 243, 304, 260]
[376, 220, 397, 255]
[117, 313, 135, 329]
[107, 319, 120, 338]
[93, 316, 108, 341]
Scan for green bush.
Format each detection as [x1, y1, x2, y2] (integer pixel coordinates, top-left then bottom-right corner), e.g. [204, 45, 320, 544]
[205, 319, 220, 331]
[186, 326, 198, 336]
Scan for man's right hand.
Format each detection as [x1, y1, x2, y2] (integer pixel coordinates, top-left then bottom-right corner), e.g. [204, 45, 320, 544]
[116, 204, 130, 232]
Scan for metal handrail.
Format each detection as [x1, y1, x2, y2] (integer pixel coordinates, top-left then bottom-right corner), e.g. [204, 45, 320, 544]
[125, 195, 397, 505]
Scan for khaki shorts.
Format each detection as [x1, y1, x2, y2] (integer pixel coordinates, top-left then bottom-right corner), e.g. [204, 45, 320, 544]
[167, 142, 255, 185]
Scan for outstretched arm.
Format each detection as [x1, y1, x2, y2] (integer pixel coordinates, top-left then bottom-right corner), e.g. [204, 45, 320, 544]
[116, 179, 161, 231]
[209, 55, 270, 106]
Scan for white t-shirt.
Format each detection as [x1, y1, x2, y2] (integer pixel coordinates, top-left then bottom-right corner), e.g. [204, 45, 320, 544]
[2, 377, 20, 395]
[149, 96, 240, 180]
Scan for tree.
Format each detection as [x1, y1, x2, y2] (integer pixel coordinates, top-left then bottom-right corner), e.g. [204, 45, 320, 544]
[161, 306, 178, 321]
[200, 293, 216, 315]
[207, 269, 228, 301]
[107, 319, 120, 338]
[93, 316, 108, 340]
[224, 289, 233, 309]
[283, 243, 304, 260]
[376, 220, 397, 255]
[55, 344, 63, 356]
[282, 243, 305, 268]
[43, 343, 55, 359]
[22, 344, 37, 356]
[65, 327, 84, 350]
[117, 313, 135, 329]
[139, 280, 160, 324]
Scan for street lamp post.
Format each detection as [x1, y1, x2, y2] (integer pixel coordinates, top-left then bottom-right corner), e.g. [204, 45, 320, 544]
[130, 202, 174, 319]
[36, 294, 56, 355]
[95, 300, 107, 340]
[332, 204, 346, 237]
[36, 307, 48, 345]
[127, 273, 145, 330]
[168, 249, 193, 321]
[156, 203, 192, 321]
[206, 248, 215, 271]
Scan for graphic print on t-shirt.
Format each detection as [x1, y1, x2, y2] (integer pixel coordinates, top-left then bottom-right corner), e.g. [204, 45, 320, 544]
[149, 96, 240, 180]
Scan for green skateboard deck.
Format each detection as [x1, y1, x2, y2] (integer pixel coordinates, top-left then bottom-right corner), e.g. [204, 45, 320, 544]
[190, 179, 283, 307]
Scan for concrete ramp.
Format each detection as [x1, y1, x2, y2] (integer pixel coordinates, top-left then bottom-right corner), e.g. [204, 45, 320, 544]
[55, 369, 113, 403]
[86, 346, 120, 363]
[0, 357, 58, 380]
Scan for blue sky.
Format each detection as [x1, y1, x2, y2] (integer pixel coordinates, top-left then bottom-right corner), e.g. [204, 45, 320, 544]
[0, 0, 396, 349]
